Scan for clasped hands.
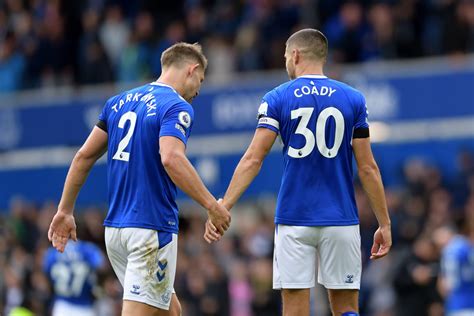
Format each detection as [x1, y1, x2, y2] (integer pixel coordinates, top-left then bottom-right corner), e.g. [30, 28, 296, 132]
[204, 198, 229, 244]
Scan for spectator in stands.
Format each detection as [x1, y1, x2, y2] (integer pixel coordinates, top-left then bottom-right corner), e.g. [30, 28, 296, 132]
[78, 10, 113, 84]
[393, 235, 443, 316]
[442, 0, 474, 55]
[151, 21, 186, 78]
[99, 5, 130, 68]
[0, 0, 474, 93]
[0, 31, 24, 92]
[324, 0, 367, 63]
[117, 11, 153, 82]
[363, 3, 398, 61]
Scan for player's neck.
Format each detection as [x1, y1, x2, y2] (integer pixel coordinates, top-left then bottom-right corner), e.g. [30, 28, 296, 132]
[295, 62, 324, 78]
[156, 70, 186, 97]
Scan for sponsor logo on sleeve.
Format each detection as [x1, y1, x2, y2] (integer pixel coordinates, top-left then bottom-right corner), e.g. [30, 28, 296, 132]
[175, 123, 186, 136]
[178, 111, 191, 128]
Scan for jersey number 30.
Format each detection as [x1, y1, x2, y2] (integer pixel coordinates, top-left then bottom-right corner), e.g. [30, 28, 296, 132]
[113, 111, 137, 162]
[288, 107, 344, 159]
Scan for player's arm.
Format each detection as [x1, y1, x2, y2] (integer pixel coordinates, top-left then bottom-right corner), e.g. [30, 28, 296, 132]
[160, 136, 230, 234]
[222, 128, 277, 210]
[58, 127, 108, 212]
[352, 137, 391, 259]
[205, 128, 276, 242]
[48, 127, 108, 252]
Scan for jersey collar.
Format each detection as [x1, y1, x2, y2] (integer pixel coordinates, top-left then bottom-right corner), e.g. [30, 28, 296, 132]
[150, 81, 189, 103]
[298, 75, 327, 79]
[150, 81, 176, 91]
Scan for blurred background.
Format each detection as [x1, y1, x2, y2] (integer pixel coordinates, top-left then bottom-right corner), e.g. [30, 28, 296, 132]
[0, 0, 473, 315]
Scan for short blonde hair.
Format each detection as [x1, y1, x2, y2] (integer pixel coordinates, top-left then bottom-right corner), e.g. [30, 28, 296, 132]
[286, 29, 328, 62]
[161, 42, 208, 70]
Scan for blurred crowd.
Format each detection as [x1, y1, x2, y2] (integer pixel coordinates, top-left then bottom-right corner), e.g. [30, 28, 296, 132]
[0, 150, 473, 316]
[0, 0, 474, 93]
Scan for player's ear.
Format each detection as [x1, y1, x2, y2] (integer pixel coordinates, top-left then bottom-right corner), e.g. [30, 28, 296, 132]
[293, 49, 300, 65]
[188, 63, 200, 76]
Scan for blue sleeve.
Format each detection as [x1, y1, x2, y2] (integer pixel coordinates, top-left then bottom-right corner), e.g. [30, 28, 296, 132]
[97, 97, 116, 133]
[256, 89, 280, 134]
[98, 99, 110, 123]
[159, 101, 194, 145]
[86, 244, 104, 269]
[354, 91, 369, 130]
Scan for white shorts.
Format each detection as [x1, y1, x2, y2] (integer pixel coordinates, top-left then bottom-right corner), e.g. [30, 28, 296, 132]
[105, 227, 177, 310]
[273, 224, 361, 290]
[52, 300, 95, 316]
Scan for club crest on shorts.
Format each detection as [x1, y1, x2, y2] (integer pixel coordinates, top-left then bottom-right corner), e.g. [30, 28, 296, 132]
[130, 284, 141, 295]
[178, 111, 191, 128]
[344, 274, 354, 284]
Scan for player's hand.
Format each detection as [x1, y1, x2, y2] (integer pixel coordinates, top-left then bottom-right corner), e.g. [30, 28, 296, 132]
[207, 199, 231, 235]
[370, 225, 392, 260]
[48, 210, 77, 253]
[203, 219, 222, 244]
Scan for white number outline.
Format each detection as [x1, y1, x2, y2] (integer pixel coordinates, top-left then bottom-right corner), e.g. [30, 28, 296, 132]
[288, 108, 315, 158]
[112, 111, 137, 162]
[50, 262, 90, 297]
[288, 106, 345, 159]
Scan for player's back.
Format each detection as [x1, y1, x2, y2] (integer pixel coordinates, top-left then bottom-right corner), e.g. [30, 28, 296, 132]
[442, 236, 474, 313]
[99, 82, 194, 233]
[258, 75, 368, 226]
[43, 241, 103, 307]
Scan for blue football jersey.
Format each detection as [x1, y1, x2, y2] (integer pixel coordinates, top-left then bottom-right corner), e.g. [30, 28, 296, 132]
[99, 82, 194, 233]
[441, 236, 474, 312]
[257, 75, 369, 226]
[44, 241, 104, 306]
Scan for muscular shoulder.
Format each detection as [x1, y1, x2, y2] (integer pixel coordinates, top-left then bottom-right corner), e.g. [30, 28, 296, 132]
[266, 80, 298, 98]
[163, 97, 194, 120]
[327, 78, 365, 104]
[261, 80, 299, 110]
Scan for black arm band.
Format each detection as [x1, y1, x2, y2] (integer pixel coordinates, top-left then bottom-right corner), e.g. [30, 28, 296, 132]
[96, 120, 107, 132]
[353, 127, 369, 138]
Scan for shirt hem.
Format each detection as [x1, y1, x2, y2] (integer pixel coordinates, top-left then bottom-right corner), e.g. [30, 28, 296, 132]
[257, 124, 279, 134]
[103, 221, 178, 234]
[275, 217, 359, 226]
[158, 132, 187, 145]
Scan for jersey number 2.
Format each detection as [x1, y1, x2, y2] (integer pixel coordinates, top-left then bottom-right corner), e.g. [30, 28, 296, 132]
[113, 111, 137, 162]
[288, 107, 344, 159]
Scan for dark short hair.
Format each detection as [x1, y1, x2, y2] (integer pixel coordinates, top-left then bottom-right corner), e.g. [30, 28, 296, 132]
[161, 42, 208, 70]
[286, 29, 328, 62]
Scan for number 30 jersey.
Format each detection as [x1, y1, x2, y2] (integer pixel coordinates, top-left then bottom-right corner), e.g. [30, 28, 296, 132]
[257, 75, 369, 226]
[98, 82, 194, 233]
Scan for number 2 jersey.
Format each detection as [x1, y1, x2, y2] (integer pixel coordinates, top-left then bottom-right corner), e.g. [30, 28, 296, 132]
[257, 75, 369, 226]
[97, 82, 194, 233]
